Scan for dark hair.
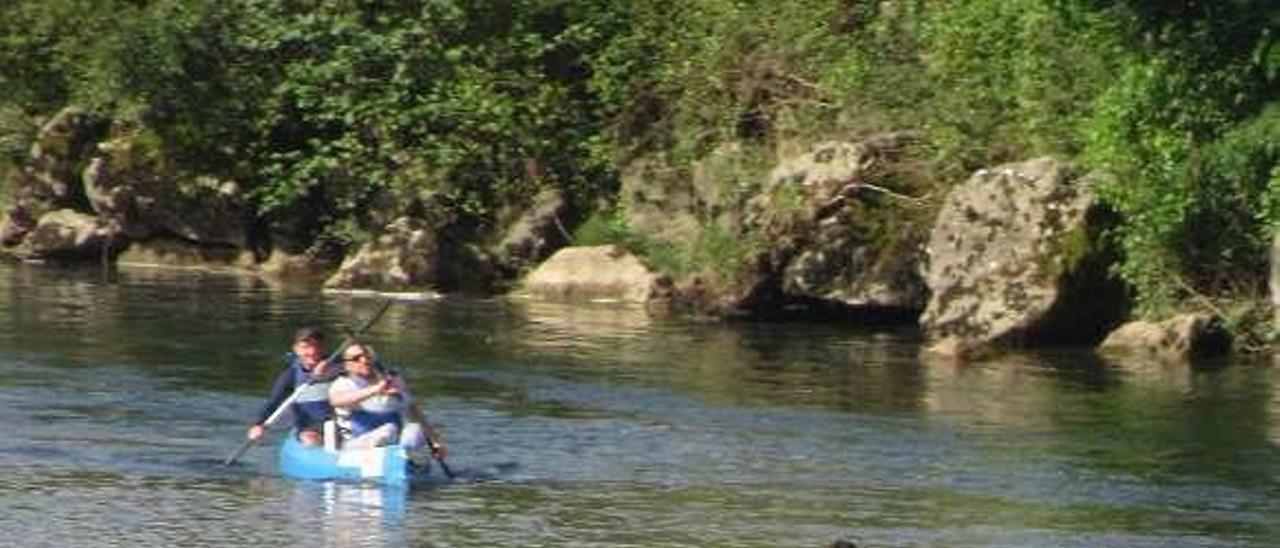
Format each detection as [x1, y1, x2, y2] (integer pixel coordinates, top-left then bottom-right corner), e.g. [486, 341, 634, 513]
[293, 327, 325, 343]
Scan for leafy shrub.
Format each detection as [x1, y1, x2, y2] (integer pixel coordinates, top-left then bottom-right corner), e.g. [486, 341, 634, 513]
[0, 0, 1275, 314]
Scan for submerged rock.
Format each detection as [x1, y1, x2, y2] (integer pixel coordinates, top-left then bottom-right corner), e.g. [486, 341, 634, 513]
[257, 249, 338, 281]
[115, 238, 253, 270]
[1098, 313, 1231, 362]
[919, 157, 1126, 352]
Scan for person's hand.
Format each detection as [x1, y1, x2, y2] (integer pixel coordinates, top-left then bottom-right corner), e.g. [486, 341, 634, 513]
[248, 424, 266, 443]
[376, 377, 400, 396]
[429, 438, 447, 460]
[312, 359, 331, 378]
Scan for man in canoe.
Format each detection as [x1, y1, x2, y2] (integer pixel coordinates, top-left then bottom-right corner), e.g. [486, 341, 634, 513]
[245, 327, 336, 446]
[329, 343, 447, 461]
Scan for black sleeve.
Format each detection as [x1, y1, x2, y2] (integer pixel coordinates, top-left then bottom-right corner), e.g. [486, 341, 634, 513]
[253, 367, 295, 425]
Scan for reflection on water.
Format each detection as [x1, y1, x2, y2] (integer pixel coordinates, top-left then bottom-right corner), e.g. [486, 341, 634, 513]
[0, 262, 1279, 547]
[313, 483, 407, 547]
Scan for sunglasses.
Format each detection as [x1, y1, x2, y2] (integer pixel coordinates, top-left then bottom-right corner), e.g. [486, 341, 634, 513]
[344, 353, 371, 363]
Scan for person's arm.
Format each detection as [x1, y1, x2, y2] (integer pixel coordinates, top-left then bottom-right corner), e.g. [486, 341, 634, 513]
[253, 368, 295, 424]
[329, 376, 393, 408]
[401, 379, 446, 458]
[247, 367, 294, 440]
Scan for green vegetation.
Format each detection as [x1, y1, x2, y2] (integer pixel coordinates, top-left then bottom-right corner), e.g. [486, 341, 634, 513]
[1, 1, 1276, 316]
[572, 210, 752, 283]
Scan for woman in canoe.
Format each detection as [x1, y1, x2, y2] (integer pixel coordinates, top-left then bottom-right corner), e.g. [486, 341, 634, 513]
[328, 343, 447, 461]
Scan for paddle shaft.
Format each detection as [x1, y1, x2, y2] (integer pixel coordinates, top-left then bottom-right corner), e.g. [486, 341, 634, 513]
[428, 438, 455, 479]
[224, 300, 393, 466]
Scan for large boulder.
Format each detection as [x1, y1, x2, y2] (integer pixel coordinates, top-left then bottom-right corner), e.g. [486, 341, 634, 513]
[732, 134, 928, 317]
[492, 187, 571, 275]
[82, 129, 248, 246]
[324, 217, 442, 291]
[18, 208, 125, 261]
[518, 245, 659, 303]
[920, 157, 1126, 352]
[25, 106, 106, 211]
[1098, 313, 1231, 362]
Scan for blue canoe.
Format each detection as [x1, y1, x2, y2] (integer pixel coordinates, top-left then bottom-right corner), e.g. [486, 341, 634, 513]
[278, 430, 425, 487]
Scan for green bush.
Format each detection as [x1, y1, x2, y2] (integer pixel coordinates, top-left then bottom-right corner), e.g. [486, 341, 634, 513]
[1082, 1, 1279, 314]
[0, 0, 1275, 314]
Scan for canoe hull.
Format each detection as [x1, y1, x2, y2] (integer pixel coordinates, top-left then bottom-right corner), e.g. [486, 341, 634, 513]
[278, 431, 414, 486]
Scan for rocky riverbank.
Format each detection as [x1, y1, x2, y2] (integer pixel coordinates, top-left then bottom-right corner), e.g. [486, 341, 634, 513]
[0, 107, 1249, 361]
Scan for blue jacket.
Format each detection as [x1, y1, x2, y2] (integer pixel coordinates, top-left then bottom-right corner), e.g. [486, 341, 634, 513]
[253, 353, 334, 430]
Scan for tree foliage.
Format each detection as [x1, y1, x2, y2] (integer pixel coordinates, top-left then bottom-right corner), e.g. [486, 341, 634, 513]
[0, 0, 1276, 311]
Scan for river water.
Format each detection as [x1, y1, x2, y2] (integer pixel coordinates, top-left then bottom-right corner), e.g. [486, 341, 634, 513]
[1, 263, 1278, 547]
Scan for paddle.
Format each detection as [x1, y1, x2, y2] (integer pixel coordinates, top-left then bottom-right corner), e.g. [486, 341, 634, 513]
[427, 438, 455, 479]
[224, 300, 394, 466]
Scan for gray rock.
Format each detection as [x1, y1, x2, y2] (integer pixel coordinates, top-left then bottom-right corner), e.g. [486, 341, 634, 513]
[734, 134, 927, 316]
[920, 157, 1126, 350]
[493, 187, 570, 274]
[518, 245, 658, 303]
[18, 208, 124, 261]
[324, 217, 441, 291]
[27, 106, 105, 209]
[82, 132, 247, 246]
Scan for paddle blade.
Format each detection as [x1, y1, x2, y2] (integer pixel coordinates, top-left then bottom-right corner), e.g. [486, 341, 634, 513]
[437, 458, 455, 479]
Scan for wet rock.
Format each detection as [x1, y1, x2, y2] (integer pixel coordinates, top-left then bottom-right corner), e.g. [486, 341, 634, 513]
[922, 335, 986, 361]
[645, 275, 724, 317]
[1098, 313, 1231, 362]
[518, 245, 658, 303]
[116, 238, 253, 270]
[257, 249, 339, 281]
[919, 157, 1126, 351]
